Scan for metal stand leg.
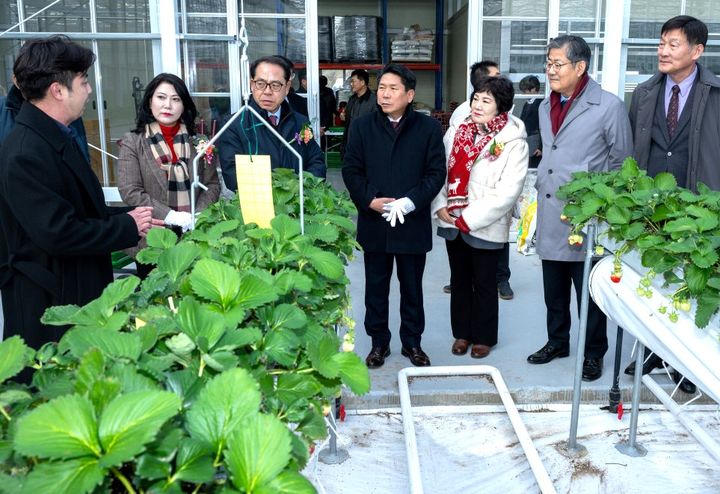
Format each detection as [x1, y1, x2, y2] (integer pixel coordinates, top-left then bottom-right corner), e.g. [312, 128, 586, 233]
[560, 224, 595, 458]
[318, 404, 349, 464]
[608, 325, 624, 413]
[320, 323, 349, 464]
[616, 342, 647, 457]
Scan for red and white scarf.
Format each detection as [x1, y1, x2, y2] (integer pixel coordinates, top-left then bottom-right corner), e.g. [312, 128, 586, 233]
[446, 111, 509, 213]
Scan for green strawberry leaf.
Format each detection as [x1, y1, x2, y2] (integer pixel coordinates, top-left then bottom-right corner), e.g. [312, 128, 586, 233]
[19, 458, 104, 494]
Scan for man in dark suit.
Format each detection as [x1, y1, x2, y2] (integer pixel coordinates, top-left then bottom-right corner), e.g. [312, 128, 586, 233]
[0, 36, 155, 353]
[219, 55, 325, 190]
[625, 16, 720, 394]
[342, 64, 446, 368]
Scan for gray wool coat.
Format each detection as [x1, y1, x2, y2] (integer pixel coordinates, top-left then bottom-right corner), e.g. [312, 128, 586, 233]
[629, 63, 720, 192]
[117, 131, 220, 257]
[535, 77, 633, 262]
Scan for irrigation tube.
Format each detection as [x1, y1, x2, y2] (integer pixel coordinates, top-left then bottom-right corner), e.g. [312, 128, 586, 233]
[398, 365, 556, 494]
[641, 374, 720, 463]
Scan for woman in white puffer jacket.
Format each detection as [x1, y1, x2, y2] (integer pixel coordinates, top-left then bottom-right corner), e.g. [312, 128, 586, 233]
[431, 76, 529, 359]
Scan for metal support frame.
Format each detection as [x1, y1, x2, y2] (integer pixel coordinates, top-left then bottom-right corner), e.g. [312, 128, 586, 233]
[319, 323, 349, 464]
[398, 365, 556, 494]
[561, 222, 596, 457]
[616, 342, 648, 457]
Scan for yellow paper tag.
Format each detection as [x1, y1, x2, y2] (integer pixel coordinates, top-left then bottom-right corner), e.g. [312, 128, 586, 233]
[135, 317, 146, 329]
[235, 154, 275, 228]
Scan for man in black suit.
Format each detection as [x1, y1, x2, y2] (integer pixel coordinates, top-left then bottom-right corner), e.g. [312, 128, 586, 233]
[342, 64, 446, 368]
[0, 36, 155, 353]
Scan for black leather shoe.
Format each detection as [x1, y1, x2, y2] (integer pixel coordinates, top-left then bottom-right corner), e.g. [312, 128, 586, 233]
[401, 346, 431, 366]
[527, 343, 570, 364]
[624, 353, 663, 376]
[365, 346, 390, 369]
[672, 371, 697, 394]
[582, 357, 603, 382]
[498, 281, 514, 300]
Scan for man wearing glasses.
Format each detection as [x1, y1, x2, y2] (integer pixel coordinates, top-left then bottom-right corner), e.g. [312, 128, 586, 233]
[527, 35, 633, 382]
[219, 55, 326, 192]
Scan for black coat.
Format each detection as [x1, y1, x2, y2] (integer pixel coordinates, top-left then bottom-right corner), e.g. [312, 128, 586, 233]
[342, 107, 446, 254]
[219, 98, 326, 191]
[0, 103, 139, 350]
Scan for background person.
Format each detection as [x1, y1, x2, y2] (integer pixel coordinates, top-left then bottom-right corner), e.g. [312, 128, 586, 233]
[519, 75, 543, 168]
[527, 35, 633, 382]
[219, 55, 325, 191]
[432, 76, 529, 359]
[341, 69, 377, 158]
[342, 64, 445, 369]
[0, 36, 155, 354]
[118, 73, 220, 279]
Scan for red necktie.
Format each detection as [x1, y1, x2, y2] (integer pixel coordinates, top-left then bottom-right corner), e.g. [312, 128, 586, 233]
[666, 85, 680, 137]
[269, 115, 278, 126]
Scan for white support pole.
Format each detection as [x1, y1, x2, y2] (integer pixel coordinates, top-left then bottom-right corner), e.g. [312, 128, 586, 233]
[466, 0, 482, 97]
[158, 0, 180, 75]
[305, 0, 320, 141]
[600, 0, 625, 96]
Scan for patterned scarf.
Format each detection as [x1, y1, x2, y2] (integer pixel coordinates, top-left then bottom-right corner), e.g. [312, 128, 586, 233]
[550, 72, 589, 135]
[145, 121, 192, 212]
[446, 111, 509, 213]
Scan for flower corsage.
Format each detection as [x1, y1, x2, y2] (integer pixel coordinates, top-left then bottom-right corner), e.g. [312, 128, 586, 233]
[192, 134, 217, 166]
[483, 139, 504, 161]
[292, 122, 314, 145]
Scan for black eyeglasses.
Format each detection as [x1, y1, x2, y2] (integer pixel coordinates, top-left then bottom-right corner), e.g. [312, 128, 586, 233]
[545, 60, 574, 71]
[252, 79, 286, 92]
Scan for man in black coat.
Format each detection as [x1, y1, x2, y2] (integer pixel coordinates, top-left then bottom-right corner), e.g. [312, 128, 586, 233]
[342, 64, 446, 368]
[0, 36, 155, 353]
[219, 55, 325, 190]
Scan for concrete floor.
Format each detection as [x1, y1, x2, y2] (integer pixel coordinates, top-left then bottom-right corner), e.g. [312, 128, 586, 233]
[324, 169, 693, 409]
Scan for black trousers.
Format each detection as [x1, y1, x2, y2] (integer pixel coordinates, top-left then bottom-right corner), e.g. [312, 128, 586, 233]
[496, 242, 511, 283]
[363, 252, 426, 349]
[446, 236, 500, 346]
[541, 259, 608, 359]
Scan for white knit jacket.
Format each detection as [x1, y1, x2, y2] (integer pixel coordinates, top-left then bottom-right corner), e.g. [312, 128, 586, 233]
[431, 113, 529, 243]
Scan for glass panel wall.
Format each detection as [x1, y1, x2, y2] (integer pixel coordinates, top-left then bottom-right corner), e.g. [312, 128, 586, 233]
[22, 0, 92, 32]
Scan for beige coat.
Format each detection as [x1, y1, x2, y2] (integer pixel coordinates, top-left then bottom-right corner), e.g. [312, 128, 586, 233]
[117, 131, 220, 256]
[431, 114, 529, 243]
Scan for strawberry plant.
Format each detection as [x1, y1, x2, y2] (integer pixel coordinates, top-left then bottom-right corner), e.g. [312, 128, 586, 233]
[557, 158, 720, 328]
[0, 170, 368, 494]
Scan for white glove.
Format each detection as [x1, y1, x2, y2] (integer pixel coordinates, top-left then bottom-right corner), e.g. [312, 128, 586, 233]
[385, 197, 415, 215]
[382, 207, 404, 227]
[164, 210, 193, 232]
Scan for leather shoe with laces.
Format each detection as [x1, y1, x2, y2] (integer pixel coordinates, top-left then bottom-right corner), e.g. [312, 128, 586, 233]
[582, 357, 603, 382]
[624, 353, 663, 376]
[527, 343, 569, 364]
[672, 371, 697, 394]
[402, 346, 431, 366]
[365, 345, 390, 369]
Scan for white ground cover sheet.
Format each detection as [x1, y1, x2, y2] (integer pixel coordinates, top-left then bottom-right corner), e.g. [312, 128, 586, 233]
[305, 406, 720, 494]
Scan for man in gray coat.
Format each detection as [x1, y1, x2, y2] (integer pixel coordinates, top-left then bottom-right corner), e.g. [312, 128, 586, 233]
[527, 35, 633, 381]
[625, 15, 718, 394]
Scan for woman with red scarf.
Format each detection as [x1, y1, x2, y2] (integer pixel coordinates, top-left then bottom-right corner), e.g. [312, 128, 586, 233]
[118, 73, 220, 278]
[431, 76, 529, 358]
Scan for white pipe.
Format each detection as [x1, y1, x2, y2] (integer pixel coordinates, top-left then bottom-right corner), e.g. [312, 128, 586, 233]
[642, 375, 720, 463]
[398, 365, 556, 494]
